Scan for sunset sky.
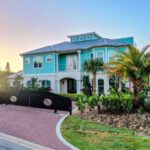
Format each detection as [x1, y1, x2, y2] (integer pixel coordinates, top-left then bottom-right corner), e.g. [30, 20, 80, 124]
[0, 0, 150, 72]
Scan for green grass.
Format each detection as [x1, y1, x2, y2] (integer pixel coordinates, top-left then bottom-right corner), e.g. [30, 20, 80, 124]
[61, 115, 150, 150]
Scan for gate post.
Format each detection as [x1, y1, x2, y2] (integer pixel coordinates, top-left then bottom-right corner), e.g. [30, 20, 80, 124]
[54, 109, 57, 114]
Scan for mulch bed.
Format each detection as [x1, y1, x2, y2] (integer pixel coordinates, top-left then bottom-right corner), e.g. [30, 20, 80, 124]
[77, 110, 150, 136]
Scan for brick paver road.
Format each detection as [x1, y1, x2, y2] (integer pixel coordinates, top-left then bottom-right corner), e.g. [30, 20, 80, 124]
[0, 105, 71, 150]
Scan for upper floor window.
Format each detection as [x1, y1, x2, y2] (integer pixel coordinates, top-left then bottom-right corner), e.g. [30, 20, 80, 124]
[25, 57, 30, 64]
[33, 56, 43, 68]
[96, 51, 104, 62]
[86, 35, 91, 40]
[72, 37, 76, 42]
[46, 55, 52, 62]
[79, 36, 83, 41]
[108, 51, 115, 61]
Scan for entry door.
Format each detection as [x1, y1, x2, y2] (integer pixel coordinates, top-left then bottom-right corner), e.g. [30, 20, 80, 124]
[67, 79, 77, 93]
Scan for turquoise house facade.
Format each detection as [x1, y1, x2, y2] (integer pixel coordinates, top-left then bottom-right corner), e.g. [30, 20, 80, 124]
[21, 32, 134, 94]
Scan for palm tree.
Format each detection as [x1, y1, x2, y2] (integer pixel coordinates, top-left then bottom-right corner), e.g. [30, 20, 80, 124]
[83, 58, 103, 93]
[106, 45, 150, 107]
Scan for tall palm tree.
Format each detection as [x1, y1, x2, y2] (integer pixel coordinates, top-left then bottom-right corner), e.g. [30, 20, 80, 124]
[106, 45, 150, 107]
[83, 58, 103, 93]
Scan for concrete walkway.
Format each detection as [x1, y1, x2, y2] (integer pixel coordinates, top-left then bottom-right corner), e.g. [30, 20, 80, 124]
[0, 105, 72, 150]
[0, 139, 31, 150]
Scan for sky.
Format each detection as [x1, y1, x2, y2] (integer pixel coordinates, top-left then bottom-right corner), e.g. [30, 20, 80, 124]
[0, 0, 150, 72]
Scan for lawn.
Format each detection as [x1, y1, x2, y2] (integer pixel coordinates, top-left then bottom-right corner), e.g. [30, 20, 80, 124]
[61, 115, 150, 150]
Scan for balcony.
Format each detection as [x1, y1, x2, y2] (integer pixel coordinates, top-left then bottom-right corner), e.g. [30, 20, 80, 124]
[58, 64, 79, 72]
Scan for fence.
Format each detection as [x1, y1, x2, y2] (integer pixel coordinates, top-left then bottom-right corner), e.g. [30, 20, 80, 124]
[0, 90, 72, 115]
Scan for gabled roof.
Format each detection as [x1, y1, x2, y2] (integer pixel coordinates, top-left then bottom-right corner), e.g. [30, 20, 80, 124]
[7, 71, 23, 79]
[20, 36, 132, 56]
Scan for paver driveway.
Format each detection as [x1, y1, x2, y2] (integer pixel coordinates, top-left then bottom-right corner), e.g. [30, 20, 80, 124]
[0, 105, 71, 150]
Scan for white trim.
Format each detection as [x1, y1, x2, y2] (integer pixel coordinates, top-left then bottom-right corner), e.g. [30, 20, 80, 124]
[23, 73, 56, 77]
[0, 132, 53, 150]
[78, 50, 81, 71]
[56, 107, 79, 150]
[105, 47, 108, 63]
[56, 53, 59, 72]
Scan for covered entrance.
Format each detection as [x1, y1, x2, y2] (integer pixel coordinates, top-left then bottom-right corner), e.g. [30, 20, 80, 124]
[60, 78, 77, 93]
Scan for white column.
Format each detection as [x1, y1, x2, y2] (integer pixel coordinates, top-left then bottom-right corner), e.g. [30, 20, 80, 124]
[77, 50, 81, 71]
[105, 47, 108, 63]
[77, 80, 81, 93]
[56, 53, 59, 72]
[56, 80, 60, 93]
[104, 75, 109, 94]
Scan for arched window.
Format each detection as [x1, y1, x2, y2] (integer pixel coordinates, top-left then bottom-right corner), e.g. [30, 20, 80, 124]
[98, 79, 104, 94]
[42, 80, 51, 88]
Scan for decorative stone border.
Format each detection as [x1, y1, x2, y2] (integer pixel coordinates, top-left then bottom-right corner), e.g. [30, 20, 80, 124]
[56, 107, 80, 150]
[0, 132, 53, 150]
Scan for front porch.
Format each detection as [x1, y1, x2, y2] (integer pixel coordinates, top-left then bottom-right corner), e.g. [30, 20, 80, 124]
[60, 78, 77, 93]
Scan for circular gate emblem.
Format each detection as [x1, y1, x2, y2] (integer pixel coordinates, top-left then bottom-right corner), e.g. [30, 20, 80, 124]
[43, 98, 52, 106]
[10, 96, 17, 102]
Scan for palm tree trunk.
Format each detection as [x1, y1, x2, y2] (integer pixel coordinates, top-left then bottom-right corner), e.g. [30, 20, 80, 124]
[93, 74, 96, 93]
[118, 76, 122, 95]
[148, 74, 150, 86]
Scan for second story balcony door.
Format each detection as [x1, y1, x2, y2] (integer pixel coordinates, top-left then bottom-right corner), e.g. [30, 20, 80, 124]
[67, 54, 78, 71]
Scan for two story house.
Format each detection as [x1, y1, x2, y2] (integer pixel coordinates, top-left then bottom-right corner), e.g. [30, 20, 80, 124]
[20, 32, 134, 94]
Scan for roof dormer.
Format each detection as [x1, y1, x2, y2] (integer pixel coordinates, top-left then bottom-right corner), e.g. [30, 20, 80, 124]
[68, 32, 102, 43]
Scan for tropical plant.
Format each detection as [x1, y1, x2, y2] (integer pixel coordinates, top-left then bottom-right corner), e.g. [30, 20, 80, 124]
[82, 75, 92, 96]
[27, 77, 40, 90]
[0, 71, 10, 91]
[83, 58, 103, 93]
[14, 74, 23, 89]
[75, 94, 87, 114]
[106, 45, 150, 108]
[59, 93, 77, 100]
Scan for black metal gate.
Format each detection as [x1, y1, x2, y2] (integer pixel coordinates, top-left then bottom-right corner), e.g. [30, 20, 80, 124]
[0, 90, 72, 115]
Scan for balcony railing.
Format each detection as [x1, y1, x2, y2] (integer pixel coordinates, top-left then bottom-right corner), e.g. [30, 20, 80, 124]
[58, 64, 79, 72]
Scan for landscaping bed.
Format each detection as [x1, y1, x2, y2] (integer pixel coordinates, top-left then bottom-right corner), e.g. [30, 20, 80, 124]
[61, 115, 150, 150]
[79, 110, 150, 136]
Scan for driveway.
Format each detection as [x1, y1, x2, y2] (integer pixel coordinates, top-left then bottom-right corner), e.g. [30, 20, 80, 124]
[0, 105, 71, 150]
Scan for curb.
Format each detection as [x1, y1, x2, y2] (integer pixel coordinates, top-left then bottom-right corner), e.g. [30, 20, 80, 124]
[0, 132, 53, 150]
[56, 107, 80, 150]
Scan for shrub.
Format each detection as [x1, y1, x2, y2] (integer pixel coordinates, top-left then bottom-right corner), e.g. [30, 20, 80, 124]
[82, 75, 92, 96]
[144, 98, 150, 110]
[59, 93, 77, 100]
[75, 94, 87, 114]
